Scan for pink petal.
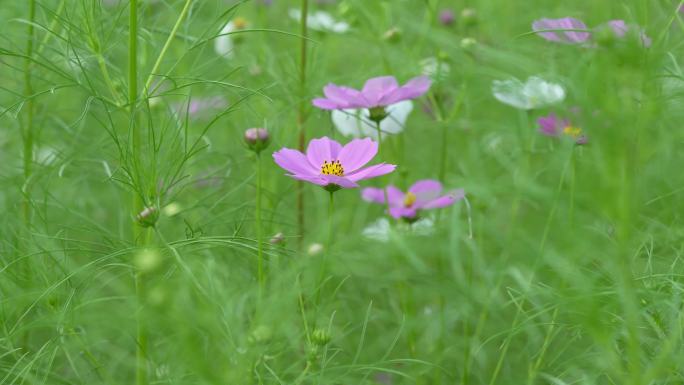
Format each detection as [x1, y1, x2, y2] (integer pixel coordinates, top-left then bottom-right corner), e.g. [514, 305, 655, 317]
[389, 206, 417, 219]
[322, 175, 358, 188]
[289, 174, 328, 186]
[362, 76, 399, 106]
[346, 163, 396, 182]
[312, 98, 341, 110]
[306, 137, 342, 167]
[323, 84, 365, 108]
[384, 76, 432, 105]
[607, 20, 628, 38]
[337, 137, 378, 173]
[273, 148, 319, 176]
[409, 179, 443, 206]
[421, 189, 465, 209]
[361, 186, 404, 206]
[532, 17, 590, 44]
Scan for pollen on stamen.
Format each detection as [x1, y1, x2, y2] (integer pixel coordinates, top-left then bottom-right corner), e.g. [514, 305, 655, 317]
[403, 192, 417, 207]
[321, 160, 344, 176]
[563, 125, 582, 138]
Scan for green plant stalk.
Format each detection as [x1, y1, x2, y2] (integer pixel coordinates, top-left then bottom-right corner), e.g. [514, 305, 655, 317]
[314, 192, 334, 310]
[143, 0, 193, 97]
[256, 153, 265, 297]
[22, 0, 37, 229]
[128, 2, 148, 385]
[296, 0, 309, 247]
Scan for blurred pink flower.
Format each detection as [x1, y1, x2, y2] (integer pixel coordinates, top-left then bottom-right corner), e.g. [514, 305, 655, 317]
[532, 17, 591, 44]
[362, 180, 464, 219]
[312, 76, 431, 111]
[537, 113, 587, 144]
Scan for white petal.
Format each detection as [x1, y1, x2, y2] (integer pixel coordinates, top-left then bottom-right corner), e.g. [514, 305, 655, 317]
[331, 101, 413, 141]
[331, 109, 369, 138]
[492, 78, 531, 110]
[376, 100, 413, 135]
[411, 217, 435, 236]
[523, 77, 565, 108]
[362, 218, 391, 242]
[214, 21, 235, 59]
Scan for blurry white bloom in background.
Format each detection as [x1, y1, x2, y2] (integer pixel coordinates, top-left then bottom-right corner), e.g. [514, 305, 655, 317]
[307, 243, 324, 256]
[492, 76, 565, 110]
[362, 217, 435, 242]
[332, 100, 413, 141]
[214, 18, 249, 59]
[420, 57, 450, 81]
[34, 147, 58, 165]
[289, 9, 350, 33]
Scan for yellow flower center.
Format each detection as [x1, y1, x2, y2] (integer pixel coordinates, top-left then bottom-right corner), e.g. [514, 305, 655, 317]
[321, 160, 344, 176]
[403, 192, 417, 207]
[234, 17, 248, 30]
[563, 125, 583, 138]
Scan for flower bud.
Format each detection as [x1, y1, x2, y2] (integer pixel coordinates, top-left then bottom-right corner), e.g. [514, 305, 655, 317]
[136, 206, 159, 227]
[244, 128, 270, 154]
[311, 328, 331, 346]
[439, 9, 455, 26]
[460, 8, 477, 27]
[382, 27, 402, 43]
[134, 248, 162, 273]
[269, 232, 285, 245]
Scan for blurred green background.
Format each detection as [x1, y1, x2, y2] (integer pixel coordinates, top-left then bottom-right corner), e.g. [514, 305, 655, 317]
[2, 0, 684, 384]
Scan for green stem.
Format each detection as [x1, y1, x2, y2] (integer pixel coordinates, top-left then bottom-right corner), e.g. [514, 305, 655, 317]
[314, 192, 334, 309]
[143, 0, 193, 97]
[129, 2, 148, 385]
[296, 0, 309, 247]
[256, 153, 264, 297]
[22, 0, 37, 229]
[135, 269, 148, 385]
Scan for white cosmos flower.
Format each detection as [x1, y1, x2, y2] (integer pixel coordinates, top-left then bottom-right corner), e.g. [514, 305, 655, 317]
[420, 57, 450, 81]
[492, 76, 565, 110]
[362, 217, 436, 242]
[215, 19, 248, 59]
[289, 9, 350, 33]
[331, 100, 413, 141]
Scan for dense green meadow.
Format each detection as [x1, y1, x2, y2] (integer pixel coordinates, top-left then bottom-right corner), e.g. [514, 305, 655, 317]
[2, 0, 684, 384]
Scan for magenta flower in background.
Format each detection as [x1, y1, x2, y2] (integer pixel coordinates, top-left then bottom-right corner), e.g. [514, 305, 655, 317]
[604, 20, 652, 47]
[273, 137, 396, 191]
[362, 180, 464, 220]
[532, 17, 591, 44]
[439, 9, 455, 26]
[312, 76, 432, 112]
[537, 113, 587, 144]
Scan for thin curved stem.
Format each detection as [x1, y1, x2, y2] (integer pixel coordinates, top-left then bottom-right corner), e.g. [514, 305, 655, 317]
[296, 0, 309, 247]
[143, 0, 194, 97]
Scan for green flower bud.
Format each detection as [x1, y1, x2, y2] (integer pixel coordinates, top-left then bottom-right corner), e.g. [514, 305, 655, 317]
[244, 128, 270, 154]
[136, 206, 159, 227]
[311, 328, 331, 346]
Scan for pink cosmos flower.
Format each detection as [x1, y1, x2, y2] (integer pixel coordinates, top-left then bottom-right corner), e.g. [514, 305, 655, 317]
[362, 180, 464, 219]
[312, 76, 432, 111]
[537, 113, 587, 145]
[273, 137, 395, 191]
[604, 20, 651, 47]
[532, 17, 591, 44]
